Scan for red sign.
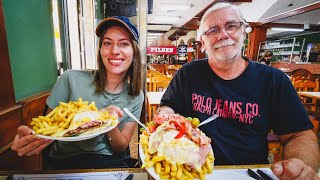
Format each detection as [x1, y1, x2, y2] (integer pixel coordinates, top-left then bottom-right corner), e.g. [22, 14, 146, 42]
[147, 46, 177, 55]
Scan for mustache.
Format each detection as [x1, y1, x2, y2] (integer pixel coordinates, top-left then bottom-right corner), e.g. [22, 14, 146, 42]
[213, 40, 235, 48]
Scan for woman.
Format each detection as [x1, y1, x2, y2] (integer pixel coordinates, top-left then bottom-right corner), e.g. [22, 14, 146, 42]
[259, 51, 273, 65]
[11, 16, 144, 169]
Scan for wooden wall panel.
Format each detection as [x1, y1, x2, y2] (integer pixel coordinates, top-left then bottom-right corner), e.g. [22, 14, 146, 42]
[0, 105, 22, 148]
[0, 0, 16, 111]
[0, 105, 24, 170]
[19, 91, 50, 126]
[0, 0, 50, 171]
[0, 92, 49, 171]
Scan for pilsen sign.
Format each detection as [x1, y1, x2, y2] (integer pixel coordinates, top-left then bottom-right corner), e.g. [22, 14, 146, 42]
[147, 46, 177, 55]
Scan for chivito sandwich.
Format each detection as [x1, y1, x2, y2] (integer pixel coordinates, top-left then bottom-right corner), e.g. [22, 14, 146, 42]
[60, 110, 113, 137]
[140, 114, 214, 179]
[30, 99, 118, 138]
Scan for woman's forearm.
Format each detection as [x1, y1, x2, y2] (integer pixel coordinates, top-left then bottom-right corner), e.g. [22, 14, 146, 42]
[106, 122, 136, 153]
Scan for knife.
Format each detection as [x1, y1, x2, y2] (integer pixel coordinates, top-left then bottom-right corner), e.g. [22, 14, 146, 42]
[247, 169, 264, 180]
[257, 169, 274, 180]
[125, 174, 134, 180]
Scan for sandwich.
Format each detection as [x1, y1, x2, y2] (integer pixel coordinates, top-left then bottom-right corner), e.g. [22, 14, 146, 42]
[52, 110, 115, 137]
[63, 110, 113, 137]
[31, 99, 118, 138]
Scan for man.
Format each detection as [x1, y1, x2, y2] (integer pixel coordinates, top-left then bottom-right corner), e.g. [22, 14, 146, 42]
[157, 2, 320, 179]
[259, 51, 273, 65]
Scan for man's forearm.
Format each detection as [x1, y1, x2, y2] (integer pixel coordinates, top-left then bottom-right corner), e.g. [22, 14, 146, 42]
[281, 130, 320, 172]
[156, 106, 175, 115]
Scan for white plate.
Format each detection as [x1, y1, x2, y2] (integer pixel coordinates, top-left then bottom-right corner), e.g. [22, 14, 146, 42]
[32, 119, 118, 141]
[139, 144, 215, 180]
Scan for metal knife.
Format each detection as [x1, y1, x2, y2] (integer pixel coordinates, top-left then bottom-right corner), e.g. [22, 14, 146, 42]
[125, 174, 134, 180]
[247, 169, 264, 180]
[257, 169, 274, 180]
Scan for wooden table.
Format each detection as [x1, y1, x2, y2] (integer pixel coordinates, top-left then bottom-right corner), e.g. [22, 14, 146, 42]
[298, 92, 320, 99]
[0, 165, 274, 180]
[0, 168, 147, 180]
[298, 92, 320, 111]
[146, 92, 165, 122]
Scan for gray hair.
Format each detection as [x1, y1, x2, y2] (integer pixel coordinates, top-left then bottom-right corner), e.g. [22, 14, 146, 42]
[199, 2, 246, 36]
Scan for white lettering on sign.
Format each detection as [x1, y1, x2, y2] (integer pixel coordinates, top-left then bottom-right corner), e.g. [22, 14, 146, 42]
[150, 48, 174, 53]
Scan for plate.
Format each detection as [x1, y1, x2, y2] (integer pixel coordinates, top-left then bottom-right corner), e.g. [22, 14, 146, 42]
[32, 119, 118, 141]
[139, 144, 214, 180]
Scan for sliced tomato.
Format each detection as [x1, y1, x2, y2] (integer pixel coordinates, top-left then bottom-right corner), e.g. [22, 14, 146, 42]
[171, 121, 186, 139]
[153, 115, 166, 125]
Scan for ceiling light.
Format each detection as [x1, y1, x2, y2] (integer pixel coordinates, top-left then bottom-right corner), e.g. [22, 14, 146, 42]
[148, 32, 163, 36]
[148, 25, 172, 31]
[160, 3, 192, 11]
[271, 27, 304, 32]
[147, 36, 158, 39]
[152, 16, 180, 22]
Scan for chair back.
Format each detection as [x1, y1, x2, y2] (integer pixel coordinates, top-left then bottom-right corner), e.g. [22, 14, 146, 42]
[294, 79, 319, 92]
[295, 79, 319, 112]
[156, 80, 170, 92]
[290, 69, 315, 80]
[291, 75, 309, 85]
[146, 77, 157, 92]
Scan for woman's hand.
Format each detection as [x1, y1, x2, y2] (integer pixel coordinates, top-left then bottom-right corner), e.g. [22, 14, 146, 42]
[271, 158, 320, 180]
[104, 105, 123, 119]
[11, 125, 53, 156]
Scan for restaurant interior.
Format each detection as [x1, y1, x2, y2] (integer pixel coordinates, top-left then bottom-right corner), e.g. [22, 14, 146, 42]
[1, 0, 320, 178]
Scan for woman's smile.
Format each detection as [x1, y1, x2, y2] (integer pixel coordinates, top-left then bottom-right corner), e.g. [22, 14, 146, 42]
[100, 26, 134, 76]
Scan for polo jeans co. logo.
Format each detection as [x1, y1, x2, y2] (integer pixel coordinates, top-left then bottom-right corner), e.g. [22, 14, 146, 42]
[191, 93, 260, 124]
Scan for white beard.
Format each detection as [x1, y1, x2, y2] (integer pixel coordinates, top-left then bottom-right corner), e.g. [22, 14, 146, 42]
[213, 39, 235, 49]
[210, 38, 244, 63]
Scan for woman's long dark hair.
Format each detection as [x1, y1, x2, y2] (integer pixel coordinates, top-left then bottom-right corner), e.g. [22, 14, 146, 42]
[94, 24, 143, 96]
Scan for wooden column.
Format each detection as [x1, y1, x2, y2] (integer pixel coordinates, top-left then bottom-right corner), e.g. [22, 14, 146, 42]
[247, 26, 267, 61]
[187, 43, 193, 62]
[0, 0, 16, 111]
[195, 41, 205, 60]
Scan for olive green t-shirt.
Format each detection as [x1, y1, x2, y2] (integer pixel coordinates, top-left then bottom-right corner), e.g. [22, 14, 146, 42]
[46, 70, 144, 159]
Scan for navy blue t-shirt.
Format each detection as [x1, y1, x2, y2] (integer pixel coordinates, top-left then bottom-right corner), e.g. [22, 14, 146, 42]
[161, 59, 313, 165]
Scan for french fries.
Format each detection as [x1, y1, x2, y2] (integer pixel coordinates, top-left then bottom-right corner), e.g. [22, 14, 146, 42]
[140, 133, 214, 180]
[30, 98, 117, 137]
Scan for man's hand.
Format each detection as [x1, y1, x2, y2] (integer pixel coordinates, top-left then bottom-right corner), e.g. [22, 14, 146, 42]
[156, 106, 175, 115]
[272, 158, 320, 180]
